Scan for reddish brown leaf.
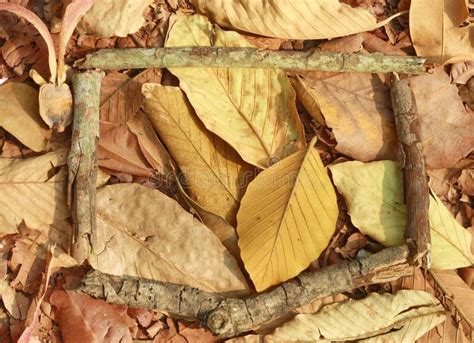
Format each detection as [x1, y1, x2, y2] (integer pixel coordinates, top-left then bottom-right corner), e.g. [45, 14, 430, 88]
[153, 318, 219, 343]
[50, 290, 135, 343]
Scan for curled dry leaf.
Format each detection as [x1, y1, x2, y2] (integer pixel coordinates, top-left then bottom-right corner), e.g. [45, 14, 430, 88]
[0, 3, 57, 82]
[270, 290, 445, 342]
[91, 183, 249, 294]
[50, 291, 135, 343]
[410, 0, 474, 63]
[237, 138, 338, 291]
[0, 279, 30, 320]
[126, 111, 172, 176]
[99, 69, 163, 177]
[0, 150, 71, 249]
[0, 82, 48, 152]
[142, 84, 254, 224]
[297, 69, 474, 169]
[392, 269, 474, 342]
[166, 14, 305, 169]
[78, 0, 153, 37]
[329, 160, 474, 269]
[191, 0, 401, 40]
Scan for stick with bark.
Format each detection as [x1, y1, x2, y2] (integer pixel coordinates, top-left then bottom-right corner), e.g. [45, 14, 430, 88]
[67, 71, 104, 264]
[78, 245, 412, 338]
[390, 75, 431, 268]
[76, 47, 426, 74]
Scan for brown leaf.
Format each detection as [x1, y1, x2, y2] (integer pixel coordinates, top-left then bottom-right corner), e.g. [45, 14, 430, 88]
[126, 110, 172, 176]
[0, 82, 49, 152]
[410, 0, 474, 63]
[99, 121, 153, 177]
[392, 269, 474, 342]
[153, 318, 219, 343]
[297, 69, 474, 168]
[50, 290, 135, 343]
[99, 68, 162, 176]
[0, 279, 30, 320]
[0, 150, 71, 250]
[91, 183, 249, 293]
[361, 32, 407, 55]
[9, 224, 47, 294]
[459, 168, 474, 196]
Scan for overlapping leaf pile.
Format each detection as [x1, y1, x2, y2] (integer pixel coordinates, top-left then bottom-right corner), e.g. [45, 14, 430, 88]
[0, 0, 473, 342]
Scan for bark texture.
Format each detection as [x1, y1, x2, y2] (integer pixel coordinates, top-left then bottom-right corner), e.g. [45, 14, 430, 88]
[390, 76, 431, 269]
[79, 245, 411, 337]
[67, 71, 104, 264]
[76, 47, 426, 74]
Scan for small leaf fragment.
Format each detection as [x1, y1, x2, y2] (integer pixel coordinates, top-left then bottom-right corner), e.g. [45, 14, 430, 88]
[0, 82, 48, 152]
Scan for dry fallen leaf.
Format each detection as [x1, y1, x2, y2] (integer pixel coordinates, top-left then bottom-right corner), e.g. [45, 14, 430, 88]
[0, 150, 71, 249]
[0, 3, 57, 82]
[0, 279, 30, 321]
[78, 0, 153, 37]
[270, 290, 445, 342]
[392, 269, 474, 342]
[50, 291, 135, 343]
[410, 0, 474, 63]
[0, 82, 48, 152]
[329, 160, 474, 269]
[99, 69, 163, 177]
[295, 72, 398, 162]
[191, 0, 400, 40]
[153, 317, 219, 343]
[126, 110, 172, 175]
[91, 183, 249, 293]
[298, 69, 474, 169]
[173, 173, 241, 260]
[142, 84, 254, 224]
[166, 14, 306, 169]
[238, 138, 338, 291]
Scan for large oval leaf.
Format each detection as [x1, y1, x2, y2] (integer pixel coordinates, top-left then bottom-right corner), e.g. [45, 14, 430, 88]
[191, 0, 398, 40]
[165, 14, 305, 169]
[91, 183, 249, 294]
[142, 84, 254, 225]
[270, 290, 445, 342]
[329, 160, 474, 269]
[237, 138, 338, 291]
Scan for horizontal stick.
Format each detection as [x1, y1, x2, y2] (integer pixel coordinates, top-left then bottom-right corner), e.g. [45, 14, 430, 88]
[78, 245, 411, 337]
[76, 47, 426, 74]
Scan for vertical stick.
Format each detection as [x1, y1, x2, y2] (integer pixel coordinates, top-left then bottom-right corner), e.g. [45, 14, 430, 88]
[67, 71, 104, 263]
[390, 75, 431, 269]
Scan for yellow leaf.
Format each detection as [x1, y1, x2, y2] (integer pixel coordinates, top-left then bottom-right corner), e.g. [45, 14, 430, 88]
[165, 15, 305, 169]
[191, 0, 400, 40]
[410, 0, 474, 63]
[237, 138, 338, 291]
[0, 150, 71, 249]
[0, 83, 48, 152]
[142, 84, 255, 224]
[270, 290, 445, 342]
[329, 160, 474, 269]
[91, 183, 249, 294]
[78, 0, 153, 37]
